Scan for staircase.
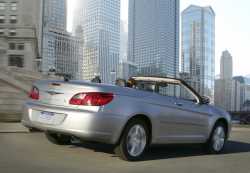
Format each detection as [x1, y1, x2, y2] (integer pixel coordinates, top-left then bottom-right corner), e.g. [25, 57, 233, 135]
[0, 66, 44, 122]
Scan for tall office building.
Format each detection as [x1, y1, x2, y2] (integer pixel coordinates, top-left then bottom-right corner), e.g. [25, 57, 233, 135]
[118, 60, 137, 80]
[42, 0, 83, 79]
[215, 50, 233, 110]
[120, 20, 128, 62]
[128, 0, 179, 77]
[43, 29, 84, 79]
[41, 0, 67, 73]
[220, 50, 233, 80]
[118, 20, 137, 80]
[235, 77, 250, 109]
[73, 0, 120, 83]
[181, 5, 215, 101]
[0, 0, 43, 71]
[215, 79, 241, 111]
[215, 50, 241, 111]
[43, 0, 66, 30]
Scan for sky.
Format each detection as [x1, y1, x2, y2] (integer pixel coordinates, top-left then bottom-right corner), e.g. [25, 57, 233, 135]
[67, 0, 250, 77]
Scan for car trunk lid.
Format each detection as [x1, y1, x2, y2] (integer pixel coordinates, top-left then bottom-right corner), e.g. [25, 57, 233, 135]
[34, 80, 100, 107]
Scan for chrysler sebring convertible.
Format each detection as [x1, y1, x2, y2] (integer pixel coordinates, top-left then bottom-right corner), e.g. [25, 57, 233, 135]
[22, 76, 231, 161]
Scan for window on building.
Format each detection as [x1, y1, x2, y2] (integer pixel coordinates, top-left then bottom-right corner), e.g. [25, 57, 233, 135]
[9, 29, 16, 36]
[10, 2, 17, 11]
[0, 15, 5, 23]
[10, 15, 17, 24]
[17, 43, 24, 50]
[8, 55, 24, 68]
[9, 42, 16, 50]
[0, 2, 6, 10]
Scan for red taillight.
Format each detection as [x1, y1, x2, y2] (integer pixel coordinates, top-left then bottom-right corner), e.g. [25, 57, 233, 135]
[29, 87, 39, 100]
[69, 92, 114, 106]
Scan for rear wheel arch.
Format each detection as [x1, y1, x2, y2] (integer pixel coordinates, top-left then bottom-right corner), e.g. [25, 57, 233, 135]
[118, 114, 152, 145]
[115, 114, 152, 160]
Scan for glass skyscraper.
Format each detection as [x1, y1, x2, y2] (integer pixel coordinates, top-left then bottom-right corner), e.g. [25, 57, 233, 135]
[73, 0, 120, 84]
[128, 0, 179, 78]
[42, 0, 67, 73]
[42, 0, 83, 79]
[181, 5, 215, 101]
[43, 0, 67, 30]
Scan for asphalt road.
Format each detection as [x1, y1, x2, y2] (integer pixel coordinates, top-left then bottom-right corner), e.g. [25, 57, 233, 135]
[0, 130, 250, 173]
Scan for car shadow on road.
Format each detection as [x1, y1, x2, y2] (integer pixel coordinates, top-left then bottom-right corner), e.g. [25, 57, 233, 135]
[224, 141, 250, 154]
[142, 140, 250, 161]
[70, 140, 250, 161]
[71, 141, 115, 154]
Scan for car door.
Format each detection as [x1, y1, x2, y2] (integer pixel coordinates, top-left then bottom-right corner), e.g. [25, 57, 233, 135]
[168, 97, 210, 142]
[157, 83, 210, 144]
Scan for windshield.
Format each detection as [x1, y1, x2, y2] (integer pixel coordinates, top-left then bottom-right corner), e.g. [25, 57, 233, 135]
[134, 81, 198, 102]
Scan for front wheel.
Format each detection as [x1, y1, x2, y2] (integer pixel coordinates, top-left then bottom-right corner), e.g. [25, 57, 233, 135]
[114, 119, 149, 161]
[205, 122, 227, 154]
[45, 132, 72, 145]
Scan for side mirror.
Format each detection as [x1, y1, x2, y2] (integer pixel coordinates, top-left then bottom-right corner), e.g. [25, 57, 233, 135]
[201, 96, 210, 104]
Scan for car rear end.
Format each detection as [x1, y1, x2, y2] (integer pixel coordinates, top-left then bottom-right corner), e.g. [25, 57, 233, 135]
[22, 80, 126, 144]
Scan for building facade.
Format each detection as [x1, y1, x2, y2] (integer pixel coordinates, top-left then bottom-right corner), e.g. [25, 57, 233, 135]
[43, 29, 83, 79]
[128, 0, 179, 78]
[220, 50, 233, 80]
[215, 50, 233, 110]
[41, 0, 83, 79]
[41, 0, 66, 73]
[118, 60, 137, 80]
[73, 0, 120, 83]
[215, 79, 241, 111]
[214, 50, 242, 111]
[0, 0, 43, 71]
[233, 78, 250, 110]
[42, 0, 66, 30]
[231, 80, 242, 111]
[244, 85, 250, 103]
[181, 5, 215, 101]
[120, 20, 128, 62]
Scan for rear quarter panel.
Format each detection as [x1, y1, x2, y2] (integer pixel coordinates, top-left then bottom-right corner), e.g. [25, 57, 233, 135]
[102, 91, 173, 144]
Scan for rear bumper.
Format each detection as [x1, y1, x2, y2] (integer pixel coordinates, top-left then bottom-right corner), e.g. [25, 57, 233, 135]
[22, 102, 126, 144]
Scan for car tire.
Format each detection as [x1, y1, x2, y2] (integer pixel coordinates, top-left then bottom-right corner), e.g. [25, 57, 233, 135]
[205, 122, 227, 154]
[45, 132, 72, 145]
[114, 119, 149, 161]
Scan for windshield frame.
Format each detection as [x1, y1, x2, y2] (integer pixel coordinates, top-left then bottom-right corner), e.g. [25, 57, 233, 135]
[131, 76, 203, 104]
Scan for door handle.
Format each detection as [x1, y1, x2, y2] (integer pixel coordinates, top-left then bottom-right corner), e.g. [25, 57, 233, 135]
[175, 102, 183, 106]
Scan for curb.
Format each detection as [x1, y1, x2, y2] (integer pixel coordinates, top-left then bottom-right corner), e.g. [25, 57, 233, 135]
[232, 127, 250, 132]
[0, 130, 29, 134]
[0, 123, 29, 133]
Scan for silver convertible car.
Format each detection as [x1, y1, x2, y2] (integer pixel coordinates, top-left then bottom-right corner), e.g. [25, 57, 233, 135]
[22, 76, 231, 161]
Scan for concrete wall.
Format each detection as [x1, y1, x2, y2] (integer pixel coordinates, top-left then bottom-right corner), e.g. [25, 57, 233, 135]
[0, 66, 43, 121]
[0, 80, 27, 122]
